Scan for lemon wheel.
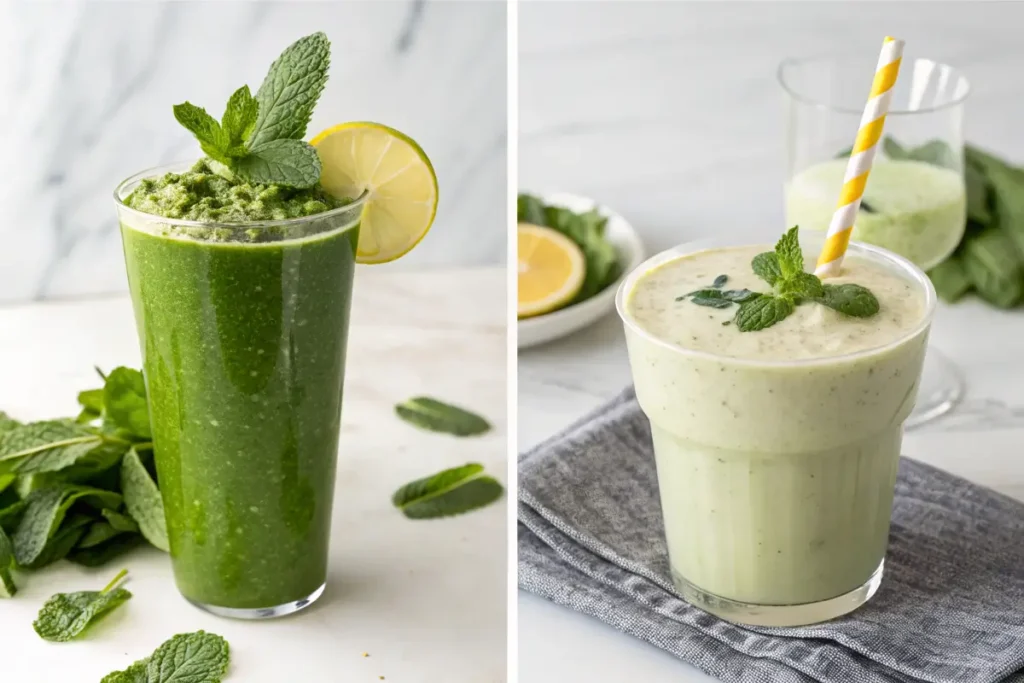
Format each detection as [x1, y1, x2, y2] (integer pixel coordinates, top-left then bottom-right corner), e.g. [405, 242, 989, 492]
[311, 122, 438, 264]
[518, 223, 586, 318]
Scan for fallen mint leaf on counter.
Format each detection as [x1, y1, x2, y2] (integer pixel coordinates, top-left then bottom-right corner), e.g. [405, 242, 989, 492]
[392, 463, 504, 520]
[101, 630, 230, 683]
[33, 569, 131, 642]
[395, 397, 491, 437]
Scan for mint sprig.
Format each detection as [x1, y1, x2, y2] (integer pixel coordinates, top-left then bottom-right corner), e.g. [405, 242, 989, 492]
[678, 227, 881, 331]
[101, 631, 230, 683]
[33, 569, 132, 642]
[173, 33, 330, 189]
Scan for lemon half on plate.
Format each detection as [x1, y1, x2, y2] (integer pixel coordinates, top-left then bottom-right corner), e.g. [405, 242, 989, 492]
[517, 222, 586, 318]
[312, 122, 438, 264]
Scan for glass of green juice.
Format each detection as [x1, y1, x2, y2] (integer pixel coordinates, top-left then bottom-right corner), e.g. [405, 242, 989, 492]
[114, 161, 366, 619]
[778, 54, 970, 429]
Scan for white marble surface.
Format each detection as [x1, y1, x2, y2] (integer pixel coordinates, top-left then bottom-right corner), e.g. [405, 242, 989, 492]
[519, 3, 1024, 681]
[0, 268, 507, 682]
[0, 0, 506, 303]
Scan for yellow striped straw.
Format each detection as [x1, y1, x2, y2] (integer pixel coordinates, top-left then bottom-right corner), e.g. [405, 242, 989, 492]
[815, 36, 905, 278]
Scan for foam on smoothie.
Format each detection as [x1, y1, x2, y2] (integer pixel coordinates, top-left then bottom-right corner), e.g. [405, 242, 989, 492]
[627, 245, 927, 362]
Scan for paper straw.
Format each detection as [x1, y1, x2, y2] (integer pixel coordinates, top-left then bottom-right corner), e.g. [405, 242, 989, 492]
[815, 37, 905, 278]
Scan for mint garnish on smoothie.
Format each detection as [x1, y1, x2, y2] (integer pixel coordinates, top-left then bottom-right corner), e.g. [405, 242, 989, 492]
[678, 227, 880, 331]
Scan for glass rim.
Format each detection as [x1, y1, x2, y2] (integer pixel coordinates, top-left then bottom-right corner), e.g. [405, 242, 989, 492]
[113, 160, 368, 230]
[777, 54, 971, 117]
[615, 236, 937, 369]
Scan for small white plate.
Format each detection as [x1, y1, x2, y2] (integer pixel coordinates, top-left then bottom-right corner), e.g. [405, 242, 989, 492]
[518, 192, 644, 349]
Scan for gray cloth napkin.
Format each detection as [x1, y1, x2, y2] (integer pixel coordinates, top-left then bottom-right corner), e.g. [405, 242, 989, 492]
[518, 387, 1024, 683]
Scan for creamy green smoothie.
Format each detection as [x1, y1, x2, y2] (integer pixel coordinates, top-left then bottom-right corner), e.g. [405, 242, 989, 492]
[786, 159, 966, 268]
[620, 238, 933, 626]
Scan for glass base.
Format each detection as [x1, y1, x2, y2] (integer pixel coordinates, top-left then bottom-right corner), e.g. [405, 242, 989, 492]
[906, 348, 965, 430]
[187, 583, 325, 620]
[673, 560, 884, 627]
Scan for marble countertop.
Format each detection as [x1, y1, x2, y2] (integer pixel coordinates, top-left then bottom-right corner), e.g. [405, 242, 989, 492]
[518, 297, 1024, 682]
[1, 268, 507, 683]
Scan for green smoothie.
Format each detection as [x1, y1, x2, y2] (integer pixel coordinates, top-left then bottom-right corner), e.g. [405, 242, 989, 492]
[786, 159, 966, 269]
[619, 236, 934, 626]
[118, 165, 361, 611]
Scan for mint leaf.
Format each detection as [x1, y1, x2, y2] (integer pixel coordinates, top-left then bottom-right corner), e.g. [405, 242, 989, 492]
[0, 412, 20, 434]
[776, 271, 824, 301]
[78, 389, 104, 414]
[517, 194, 546, 225]
[712, 274, 728, 288]
[173, 102, 231, 165]
[12, 485, 121, 566]
[774, 226, 804, 279]
[150, 631, 230, 683]
[102, 631, 229, 683]
[690, 296, 732, 309]
[883, 136, 908, 159]
[121, 449, 169, 552]
[0, 420, 105, 476]
[233, 139, 322, 189]
[24, 512, 92, 569]
[751, 252, 782, 286]
[220, 85, 259, 155]
[68, 534, 143, 568]
[722, 289, 759, 303]
[33, 569, 131, 642]
[818, 284, 881, 317]
[395, 397, 491, 437]
[735, 295, 795, 332]
[0, 526, 15, 597]
[392, 463, 504, 520]
[248, 32, 330, 148]
[104, 368, 152, 439]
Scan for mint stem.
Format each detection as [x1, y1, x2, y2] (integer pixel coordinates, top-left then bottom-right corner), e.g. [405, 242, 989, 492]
[101, 569, 129, 594]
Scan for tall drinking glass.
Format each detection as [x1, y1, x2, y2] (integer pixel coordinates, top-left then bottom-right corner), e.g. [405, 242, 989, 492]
[114, 162, 365, 619]
[617, 234, 936, 626]
[779, 55, 969, 428]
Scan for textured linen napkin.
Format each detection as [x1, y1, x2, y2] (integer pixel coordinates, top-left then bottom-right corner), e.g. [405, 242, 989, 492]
[518, 387, 1024, 683]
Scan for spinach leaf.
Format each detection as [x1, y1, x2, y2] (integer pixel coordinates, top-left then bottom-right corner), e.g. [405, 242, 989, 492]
[393, 463, 504, 520]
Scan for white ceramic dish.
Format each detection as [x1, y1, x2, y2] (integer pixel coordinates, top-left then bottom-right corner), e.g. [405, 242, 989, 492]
[518, 192, 644, 349]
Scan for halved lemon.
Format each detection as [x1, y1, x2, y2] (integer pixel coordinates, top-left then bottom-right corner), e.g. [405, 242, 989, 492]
[311, 122, 438, 264]
[518, 223, 586, 318]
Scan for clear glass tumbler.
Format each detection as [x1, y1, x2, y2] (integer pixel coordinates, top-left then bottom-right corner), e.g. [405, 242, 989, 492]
[779, 55, 969, 428]
[617, 233, 935, 626]
[115, 162, 365, 619]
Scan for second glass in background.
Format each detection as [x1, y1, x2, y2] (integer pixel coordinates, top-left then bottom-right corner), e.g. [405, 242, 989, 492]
[779, 54, 970, 428]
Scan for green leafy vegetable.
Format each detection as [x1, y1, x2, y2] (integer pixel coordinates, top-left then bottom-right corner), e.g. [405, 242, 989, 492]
[13, 485, 122, 566]
[392, 463, 504, 520]
[102, 631, 230, 683]
[962, 226, 1023, 308]
[751, 252, 782, 286]
[928, 252, 972, 303]
[33, 569, 132, 642]
[173, 32, 330, 188]
[817, 284, 881, 317]
[104, 367, 152, 439]
[776, 271, 824, 301]
[774, 226, 805, 279]
[0, 526, 16, 597]
[395, 397, 491, 437]
[712, 274, 728, 288]
[121, 449, 170, 552]
[735, 295, 795, 332]
[0, 421, 105, 476]
[517, 193, 622, 305]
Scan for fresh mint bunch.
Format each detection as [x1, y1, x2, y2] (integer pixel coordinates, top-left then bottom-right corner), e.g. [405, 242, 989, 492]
[678, 227, 881, 332]
[173, 32, 330, 189]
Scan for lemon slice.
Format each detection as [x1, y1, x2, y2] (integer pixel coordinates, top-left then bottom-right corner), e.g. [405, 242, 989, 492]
[518, 223, 586, 318]
[311, 122, 438, 264]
